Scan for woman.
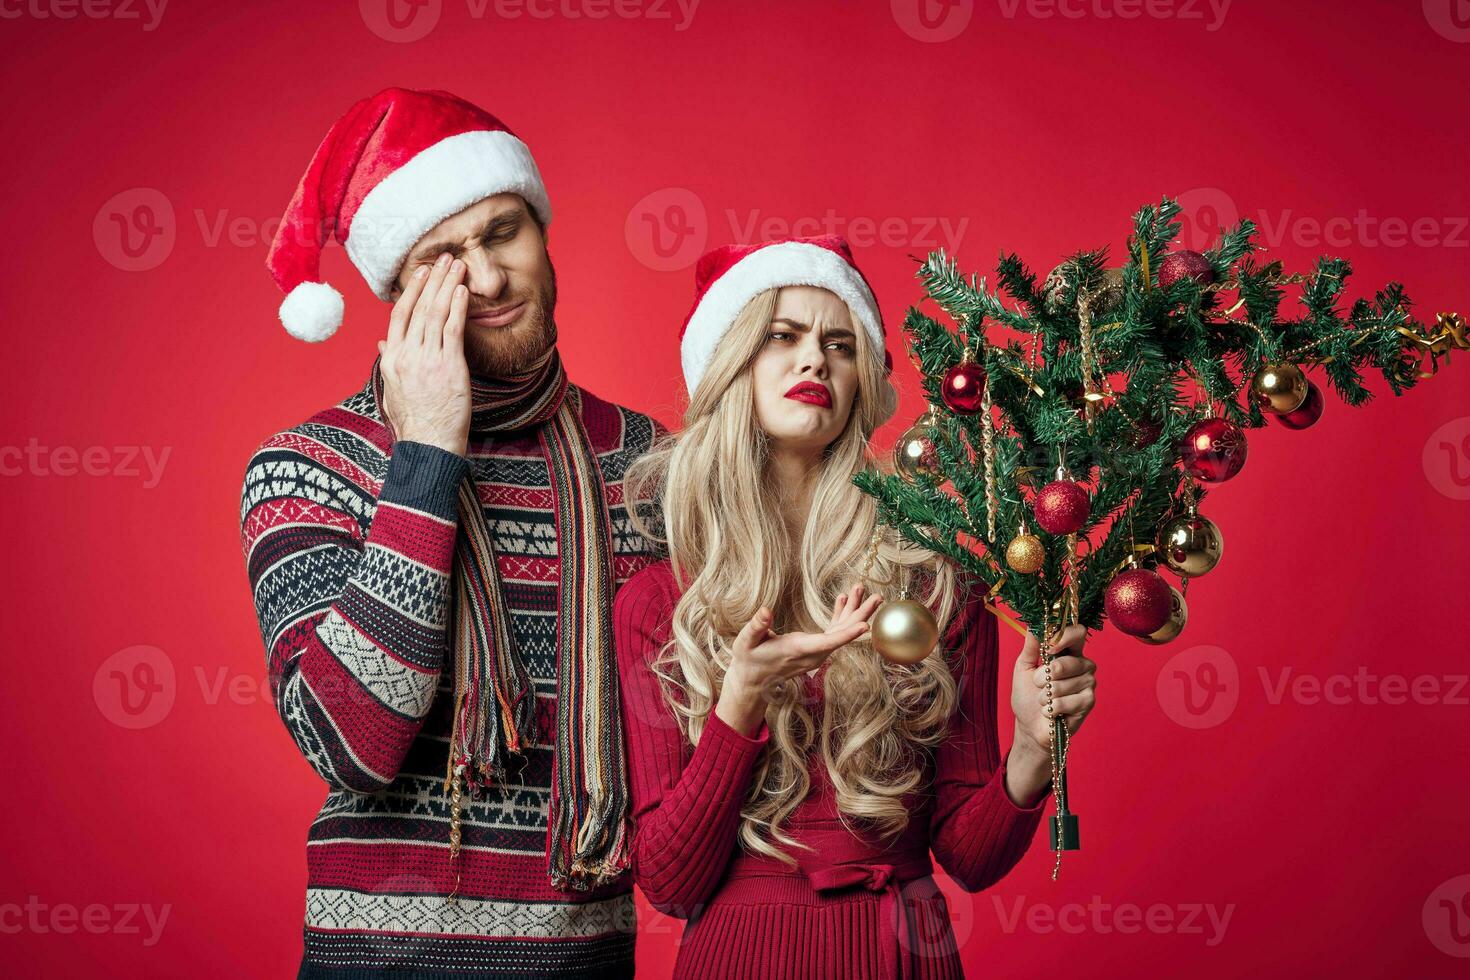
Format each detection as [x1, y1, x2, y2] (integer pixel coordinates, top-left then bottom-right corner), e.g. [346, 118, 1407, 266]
[614, 235, 1098, 979]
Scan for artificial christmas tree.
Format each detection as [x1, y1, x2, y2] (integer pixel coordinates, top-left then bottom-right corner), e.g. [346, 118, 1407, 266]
[854, 197, 1467, 876]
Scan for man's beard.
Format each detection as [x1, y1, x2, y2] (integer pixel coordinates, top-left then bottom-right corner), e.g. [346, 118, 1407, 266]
[463, 261, 559, 378]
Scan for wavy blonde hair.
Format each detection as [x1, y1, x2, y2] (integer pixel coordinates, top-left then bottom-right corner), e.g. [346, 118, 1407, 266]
[626, 287, 962, 864]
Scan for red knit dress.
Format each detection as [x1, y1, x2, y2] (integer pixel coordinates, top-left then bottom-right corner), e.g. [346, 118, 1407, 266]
[613, 560, 1046, 980]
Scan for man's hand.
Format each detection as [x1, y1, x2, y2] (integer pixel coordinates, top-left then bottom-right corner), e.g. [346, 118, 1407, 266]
[378, 252, 471, 457]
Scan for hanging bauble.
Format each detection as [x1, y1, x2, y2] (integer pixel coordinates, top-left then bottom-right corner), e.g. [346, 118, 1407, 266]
[1128, 415, 1164, 449]
[1156, 505, 1224, 577]
[871, 597, 941, 664]
[1138, 585, 1188, 645]
[1033, 476, 1091, 535]
[1157, 249, 1216, 289]
[1250, 363, 1308, 415]
[1085, 267, 1126, 316]
[1006, 525, 1046, 574]
[1274, 380, 1324, 430]
[1013, 466, 1044, 489]
[1104, 567, 1173, 636]
[1041, 262, 1072, 315]
[894, 409, 943, 483]
[940, 349, 987, 414]
[1179, 417, 1248, 483]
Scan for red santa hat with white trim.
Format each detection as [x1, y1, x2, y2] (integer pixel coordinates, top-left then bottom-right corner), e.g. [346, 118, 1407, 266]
[678, 235, 892, 395]
[265, 87, 551, 342]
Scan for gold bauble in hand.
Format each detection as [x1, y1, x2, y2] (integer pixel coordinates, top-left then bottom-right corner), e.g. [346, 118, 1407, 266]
[871, 598, 940, 664]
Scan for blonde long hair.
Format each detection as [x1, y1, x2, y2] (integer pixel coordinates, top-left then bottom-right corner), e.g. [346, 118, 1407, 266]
[626, 287, 962, 863]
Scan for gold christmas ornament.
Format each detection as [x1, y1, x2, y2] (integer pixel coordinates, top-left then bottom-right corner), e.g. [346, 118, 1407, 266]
[1250, 363, 1308, 414]
[1138, 585, 1188, 645]
[871, 596, 940, 664]
[1006, 527, 1046, 574]
[894, 407, 943, 484]
[1155, 505, 1224, 577]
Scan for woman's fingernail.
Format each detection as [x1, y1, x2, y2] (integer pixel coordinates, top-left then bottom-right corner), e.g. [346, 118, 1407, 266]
[416, 266, 428, 279]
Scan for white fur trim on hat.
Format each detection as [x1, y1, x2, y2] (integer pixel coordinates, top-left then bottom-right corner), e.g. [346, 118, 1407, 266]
[279, 281, 345, 342]
[680, 241, 883, 394]
[344, 129, 552, 299]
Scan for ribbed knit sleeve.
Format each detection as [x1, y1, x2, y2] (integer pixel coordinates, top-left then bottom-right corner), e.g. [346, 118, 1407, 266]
[613, 565, 770, 920]
[241, 436, 468, 794]
[928, 575, 1047, 892]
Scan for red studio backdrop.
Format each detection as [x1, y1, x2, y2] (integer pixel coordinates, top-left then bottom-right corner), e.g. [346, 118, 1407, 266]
[3, 1, 1469, 977]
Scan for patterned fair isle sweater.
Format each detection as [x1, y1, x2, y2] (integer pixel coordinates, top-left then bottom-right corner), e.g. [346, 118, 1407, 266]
[240, 369, 662, 980]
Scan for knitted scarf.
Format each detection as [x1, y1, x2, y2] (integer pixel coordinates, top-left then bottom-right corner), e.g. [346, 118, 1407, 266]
[369, 347, 628, 894]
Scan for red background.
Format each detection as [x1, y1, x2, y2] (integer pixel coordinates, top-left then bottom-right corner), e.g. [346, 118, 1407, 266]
[4, 1, 1469, 976]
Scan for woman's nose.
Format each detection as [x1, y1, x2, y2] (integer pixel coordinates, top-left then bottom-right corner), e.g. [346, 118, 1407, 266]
[796, 340, 828, 376]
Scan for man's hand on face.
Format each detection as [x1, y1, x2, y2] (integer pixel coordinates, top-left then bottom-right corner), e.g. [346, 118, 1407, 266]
[378, 252, 472, 457]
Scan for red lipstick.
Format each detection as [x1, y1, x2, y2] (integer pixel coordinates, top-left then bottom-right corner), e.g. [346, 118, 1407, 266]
[785, 381, 832, 408]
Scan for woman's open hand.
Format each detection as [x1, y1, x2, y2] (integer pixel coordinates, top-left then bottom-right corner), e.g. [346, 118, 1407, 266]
[715, 583, 883, 736]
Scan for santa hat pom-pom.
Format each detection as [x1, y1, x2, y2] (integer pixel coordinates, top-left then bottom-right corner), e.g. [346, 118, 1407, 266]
[279, 281, 344, 342]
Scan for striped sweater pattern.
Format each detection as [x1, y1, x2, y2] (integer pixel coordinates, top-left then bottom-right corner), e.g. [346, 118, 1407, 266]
[239, 368, 662, 980]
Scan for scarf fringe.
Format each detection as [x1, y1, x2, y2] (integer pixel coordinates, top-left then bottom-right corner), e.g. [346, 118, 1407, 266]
[387, 355, 625, 897]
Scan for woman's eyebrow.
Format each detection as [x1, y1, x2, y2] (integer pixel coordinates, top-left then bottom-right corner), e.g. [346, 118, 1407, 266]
[770, 317, 856, 340]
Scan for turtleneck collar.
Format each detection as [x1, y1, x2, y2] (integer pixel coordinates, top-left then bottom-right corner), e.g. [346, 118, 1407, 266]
[371, 346, 570, 441]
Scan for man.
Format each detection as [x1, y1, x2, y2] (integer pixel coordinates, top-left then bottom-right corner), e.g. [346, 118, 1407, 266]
[240, 87, 662, 979]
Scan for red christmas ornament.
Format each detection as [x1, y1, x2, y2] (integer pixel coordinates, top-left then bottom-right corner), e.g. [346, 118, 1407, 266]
[1274, 380, 1324, 430]
[1033, 479, 1091, 535]
[1157, 249, 1216, 289]
[1179, 417, 1248, 482]
[1129, 415, 1164, 449]
[1104, 567, 1173, 636]
[941, 357, 987, 414]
